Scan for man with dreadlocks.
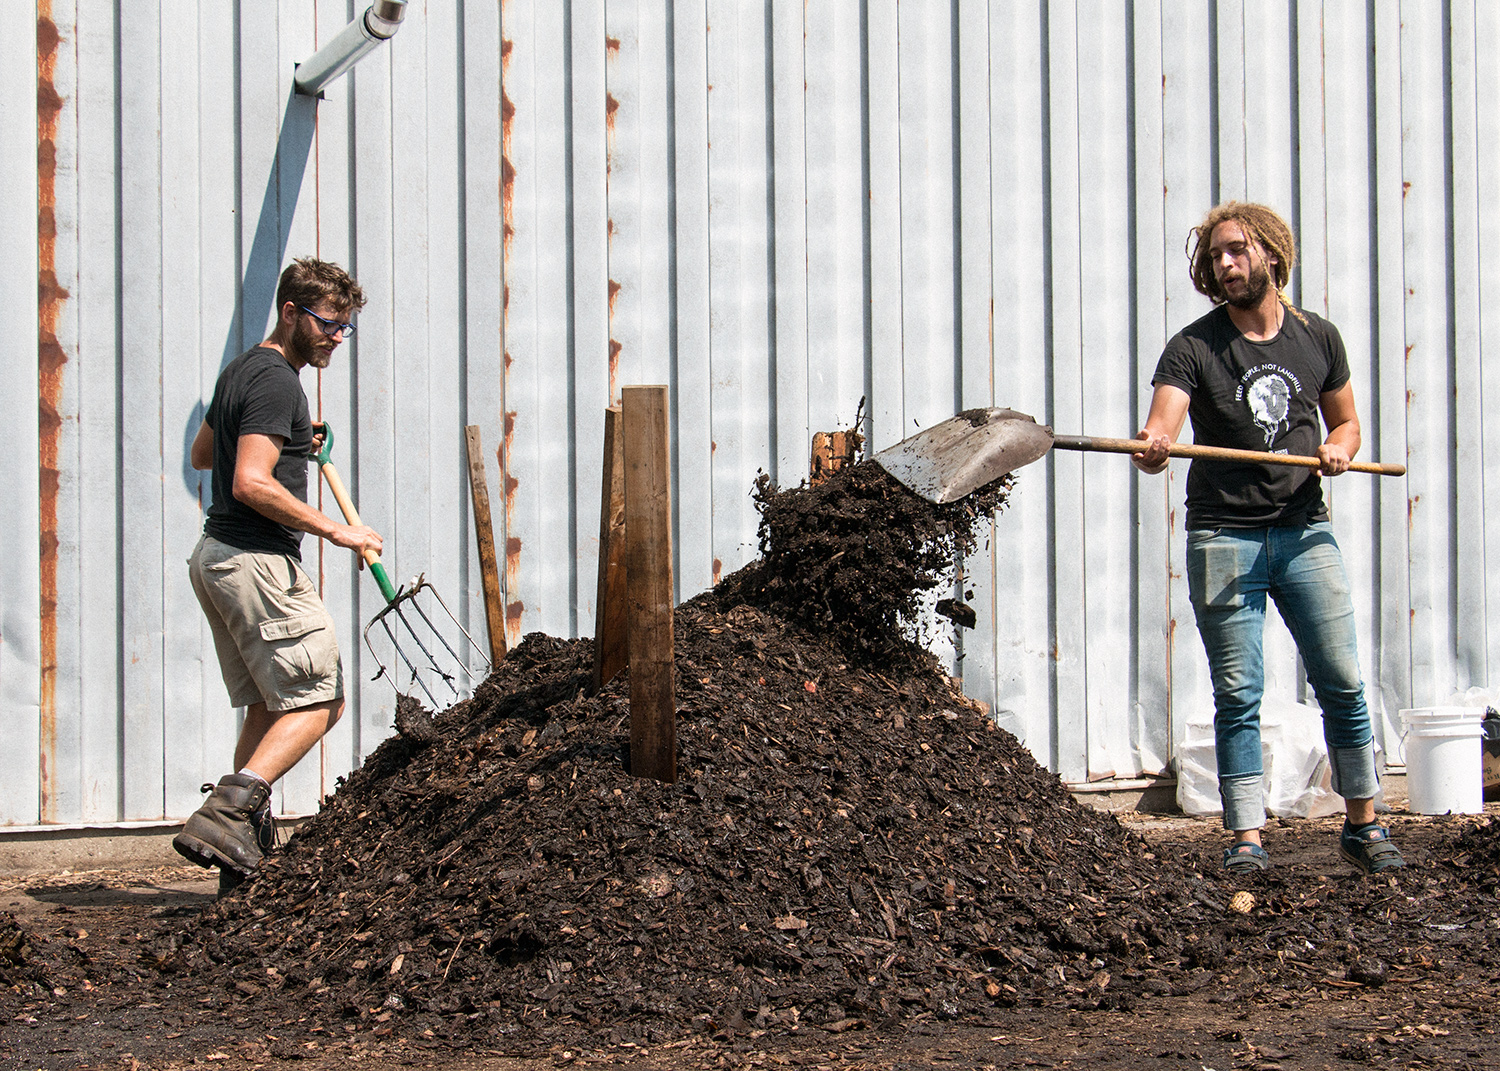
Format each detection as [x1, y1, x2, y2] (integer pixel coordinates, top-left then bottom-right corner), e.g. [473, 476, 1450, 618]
[1132, 202, 1404, 875]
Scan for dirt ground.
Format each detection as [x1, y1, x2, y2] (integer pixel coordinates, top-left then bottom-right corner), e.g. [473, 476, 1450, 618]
[4, 809, 1500, 1070]
[8, 462, 1499, 1069]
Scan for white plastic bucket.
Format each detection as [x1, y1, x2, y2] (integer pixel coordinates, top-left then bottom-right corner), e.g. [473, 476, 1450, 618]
[1399, 706, 1484, 815]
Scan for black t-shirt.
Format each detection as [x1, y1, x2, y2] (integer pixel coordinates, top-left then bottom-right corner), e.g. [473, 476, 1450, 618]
[1152, 305, 1351, 529]
[203, 346, 313, 558]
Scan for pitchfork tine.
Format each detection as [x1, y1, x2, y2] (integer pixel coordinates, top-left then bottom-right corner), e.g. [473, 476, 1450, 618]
[375, 612, 442, 708]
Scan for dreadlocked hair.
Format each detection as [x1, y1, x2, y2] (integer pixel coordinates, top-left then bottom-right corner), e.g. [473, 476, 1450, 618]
[1185, 201, 1308, 327]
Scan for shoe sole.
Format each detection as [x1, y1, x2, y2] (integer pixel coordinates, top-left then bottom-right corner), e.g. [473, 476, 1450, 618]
[173, 830, 256, 876]
[1339, 844, 1404, 874]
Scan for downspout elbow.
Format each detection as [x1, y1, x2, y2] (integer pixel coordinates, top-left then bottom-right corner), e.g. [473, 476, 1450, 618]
[294, 1, 408, 98]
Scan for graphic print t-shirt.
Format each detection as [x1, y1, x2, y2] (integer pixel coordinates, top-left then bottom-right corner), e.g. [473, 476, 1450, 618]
[1151, 305, 1351, 530]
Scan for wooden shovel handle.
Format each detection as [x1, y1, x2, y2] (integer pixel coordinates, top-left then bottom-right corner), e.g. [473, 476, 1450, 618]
[1050, 434, 1406, 477]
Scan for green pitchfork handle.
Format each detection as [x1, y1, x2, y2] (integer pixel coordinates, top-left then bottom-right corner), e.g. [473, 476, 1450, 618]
[313, 421, 399, 603]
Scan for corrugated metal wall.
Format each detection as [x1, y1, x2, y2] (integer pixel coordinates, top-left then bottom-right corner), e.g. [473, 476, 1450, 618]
[4, 0, 1497, 827]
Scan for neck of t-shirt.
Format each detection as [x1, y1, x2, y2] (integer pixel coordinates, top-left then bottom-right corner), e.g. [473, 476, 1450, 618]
[1224, 296, 1285, 343]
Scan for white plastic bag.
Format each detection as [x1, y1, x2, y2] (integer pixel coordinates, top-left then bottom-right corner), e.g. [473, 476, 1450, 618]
[1175, 695, 1354, 819]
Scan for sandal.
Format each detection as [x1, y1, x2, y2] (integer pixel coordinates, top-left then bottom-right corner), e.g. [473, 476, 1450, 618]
[1222, 841, 1270, 872]
[1339, 821, 1405, 874]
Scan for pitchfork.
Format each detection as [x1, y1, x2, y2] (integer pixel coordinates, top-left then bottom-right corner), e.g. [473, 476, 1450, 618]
[314, 422, 490, 708]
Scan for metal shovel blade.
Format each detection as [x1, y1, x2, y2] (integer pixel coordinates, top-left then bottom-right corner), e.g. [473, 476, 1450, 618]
[873, 408, 1054, 504]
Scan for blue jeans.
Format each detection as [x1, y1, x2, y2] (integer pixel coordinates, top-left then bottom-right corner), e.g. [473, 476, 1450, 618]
[1186, 522, 1379, 830]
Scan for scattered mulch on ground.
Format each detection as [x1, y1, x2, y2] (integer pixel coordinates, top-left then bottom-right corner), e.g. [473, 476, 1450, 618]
[0, 913, 44, 992]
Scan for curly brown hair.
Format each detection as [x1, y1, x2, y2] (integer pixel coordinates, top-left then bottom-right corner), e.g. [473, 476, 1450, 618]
[1186, 201, 1306, 325]
[275, 257, 367, 316]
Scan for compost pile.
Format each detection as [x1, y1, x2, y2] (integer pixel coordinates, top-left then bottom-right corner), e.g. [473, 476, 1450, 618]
[162, 460, 1207, 1048]
[94, 459, 1462, 1054]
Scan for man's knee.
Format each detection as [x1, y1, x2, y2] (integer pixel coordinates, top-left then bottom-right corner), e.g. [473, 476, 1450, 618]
[283, 696, 344, 733]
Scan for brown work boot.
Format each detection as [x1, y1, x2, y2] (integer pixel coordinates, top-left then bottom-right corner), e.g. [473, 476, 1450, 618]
[173, 773, 270, 876]
[216, 803, 278, 897]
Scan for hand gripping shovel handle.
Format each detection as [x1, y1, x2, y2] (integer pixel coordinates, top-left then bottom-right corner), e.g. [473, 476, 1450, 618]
[1051, 434, 1407, 477]
[313, 422, 399, 602]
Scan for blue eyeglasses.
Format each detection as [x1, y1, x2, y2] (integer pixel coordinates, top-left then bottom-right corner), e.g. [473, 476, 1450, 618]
[300, 306, 356, 337]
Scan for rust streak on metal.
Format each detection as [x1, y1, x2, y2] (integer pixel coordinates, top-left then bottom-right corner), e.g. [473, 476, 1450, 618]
[605, 92, 620, 132]
[501, 94, 516, 254]
[38, 5, 67, 821]
[499, 20, 519, 648]
[712, 558, 722, 586]
[606, 35, 621, 55]
[504, 535, 524, 642]
[502, 411, 518, 507]
[501, 409, 518, 639]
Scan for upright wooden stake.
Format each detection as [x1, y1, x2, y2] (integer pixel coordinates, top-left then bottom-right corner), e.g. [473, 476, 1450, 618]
[592, 406, 628, 693]
[464, 426, 508, 665]
[810, 430, 858, 485]
[622, 385, 675, 783]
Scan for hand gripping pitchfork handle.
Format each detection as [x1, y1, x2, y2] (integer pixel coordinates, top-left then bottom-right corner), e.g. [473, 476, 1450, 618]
[312, 421, 399, 602]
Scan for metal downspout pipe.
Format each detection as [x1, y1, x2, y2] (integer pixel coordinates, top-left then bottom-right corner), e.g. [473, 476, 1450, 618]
[294, 0, 408, 97]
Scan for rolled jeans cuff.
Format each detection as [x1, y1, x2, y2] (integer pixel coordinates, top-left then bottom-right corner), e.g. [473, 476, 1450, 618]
[1220, 774, 1265, 832]
[1328, 740, 1379, 800]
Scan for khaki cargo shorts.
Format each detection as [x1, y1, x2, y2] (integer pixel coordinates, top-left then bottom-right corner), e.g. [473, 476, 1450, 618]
[188, 535, 344, 711]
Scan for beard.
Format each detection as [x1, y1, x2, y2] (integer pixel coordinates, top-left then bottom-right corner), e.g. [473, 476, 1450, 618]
[1222, 259, 1273, 309]
[289, 316, 336, 369]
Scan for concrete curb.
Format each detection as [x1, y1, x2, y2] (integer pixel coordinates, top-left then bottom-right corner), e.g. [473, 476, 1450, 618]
[0, 818, 310, 878]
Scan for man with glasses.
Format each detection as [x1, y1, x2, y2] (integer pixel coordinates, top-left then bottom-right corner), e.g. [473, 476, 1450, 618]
[178, 257, 383, 892]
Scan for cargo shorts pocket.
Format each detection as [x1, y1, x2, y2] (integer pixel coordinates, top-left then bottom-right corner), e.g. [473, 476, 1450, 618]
[259, 612, 339, 687]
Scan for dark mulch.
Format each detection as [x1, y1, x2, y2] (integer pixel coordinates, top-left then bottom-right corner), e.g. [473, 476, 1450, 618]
[5, 460, 1500, 1069]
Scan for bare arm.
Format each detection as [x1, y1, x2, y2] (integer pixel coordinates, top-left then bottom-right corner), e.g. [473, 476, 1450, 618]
[1316, 382, 1361, 476]
[190, 420, 214, 471]
[232, 432, 384, 559]
[1131, 384, 1191, 474]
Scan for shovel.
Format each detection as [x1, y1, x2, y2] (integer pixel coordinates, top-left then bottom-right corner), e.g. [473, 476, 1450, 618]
[873, 407, 1406, 504]
[313, 422, 490, 707]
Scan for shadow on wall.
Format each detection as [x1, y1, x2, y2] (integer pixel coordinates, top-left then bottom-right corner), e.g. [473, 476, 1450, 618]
[180, 87, 320, 500]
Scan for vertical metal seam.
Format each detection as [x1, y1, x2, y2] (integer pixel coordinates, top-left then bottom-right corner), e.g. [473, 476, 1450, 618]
[665, 1, 682, 602]
[764, 0, 778, 487]
[1038, 0, 1059, 765]
[1208, 0, 1220, 204]
[1288, 0, 1302, 310]
[859, 0, 873, 444]
[1441, 0, 1460, 661]
[157, 0, 169, 821]
[563, 0, 579, 637]
[37, 0, 66, 824]
[1124, 0, 1143, 747]
[113, 0, 128, 820]
[949, 0, 962, 417]
[455, 0, 472, 650]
